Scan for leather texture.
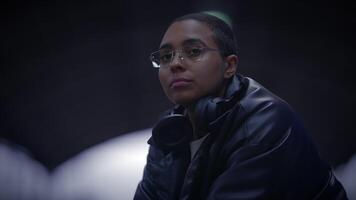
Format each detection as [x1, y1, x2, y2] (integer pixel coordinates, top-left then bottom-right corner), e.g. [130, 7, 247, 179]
[134, 74, 347, 200]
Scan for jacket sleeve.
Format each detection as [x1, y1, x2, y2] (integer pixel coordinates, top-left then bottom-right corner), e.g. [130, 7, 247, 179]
[134, 178, 155, 200]
[134, 145, 161, 200]
[205, 101, 347, 199]
[134, 141, 191, 200]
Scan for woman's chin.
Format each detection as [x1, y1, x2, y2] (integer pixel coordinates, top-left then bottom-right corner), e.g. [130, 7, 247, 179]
[170, 96, 198, 107]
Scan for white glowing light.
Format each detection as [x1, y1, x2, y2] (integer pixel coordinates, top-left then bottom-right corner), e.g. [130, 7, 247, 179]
[0, 129, 151, 200]
[50, 129, 151, 200]
[1, 129, 355, 200]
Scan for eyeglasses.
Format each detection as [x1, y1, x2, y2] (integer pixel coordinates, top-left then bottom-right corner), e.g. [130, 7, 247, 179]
[150, 46, 220, 68]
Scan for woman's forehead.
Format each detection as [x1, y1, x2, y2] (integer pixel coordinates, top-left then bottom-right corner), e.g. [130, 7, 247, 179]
[159, 20, 217, 49]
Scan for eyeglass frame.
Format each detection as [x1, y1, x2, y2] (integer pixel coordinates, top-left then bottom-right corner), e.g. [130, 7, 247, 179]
[149, 45, 221, 68]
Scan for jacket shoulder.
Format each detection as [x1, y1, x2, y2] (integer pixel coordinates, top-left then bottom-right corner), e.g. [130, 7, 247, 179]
[237, 77, 299, 145]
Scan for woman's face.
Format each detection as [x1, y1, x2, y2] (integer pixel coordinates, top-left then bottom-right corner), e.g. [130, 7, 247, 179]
[158, 19, 233, 106]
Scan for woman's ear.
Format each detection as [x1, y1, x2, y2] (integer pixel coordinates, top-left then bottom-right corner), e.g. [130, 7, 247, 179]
[224, 55, 238, 79]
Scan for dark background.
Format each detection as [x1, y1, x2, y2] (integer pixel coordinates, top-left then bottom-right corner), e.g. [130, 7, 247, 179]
[1, 0, 355, 171]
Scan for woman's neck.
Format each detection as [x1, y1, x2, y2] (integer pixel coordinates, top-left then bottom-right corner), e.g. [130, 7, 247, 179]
[184, 82, 228, 139]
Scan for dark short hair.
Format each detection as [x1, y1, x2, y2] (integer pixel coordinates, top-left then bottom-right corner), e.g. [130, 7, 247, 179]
[172, 12, 238, 58]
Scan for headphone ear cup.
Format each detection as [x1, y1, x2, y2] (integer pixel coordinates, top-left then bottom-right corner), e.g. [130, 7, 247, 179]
[194, 96, 225, 132]
[152, 114, 193, 151]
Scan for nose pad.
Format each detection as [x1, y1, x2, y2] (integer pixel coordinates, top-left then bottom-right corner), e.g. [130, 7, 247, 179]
[178, 54, 185, 61]
[171, 51, 185, 65]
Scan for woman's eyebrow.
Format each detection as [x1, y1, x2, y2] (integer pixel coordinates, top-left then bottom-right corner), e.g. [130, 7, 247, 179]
[159, 43, 173, 50]
[182, 38, 206, 46]
[159, 38, 206, 50]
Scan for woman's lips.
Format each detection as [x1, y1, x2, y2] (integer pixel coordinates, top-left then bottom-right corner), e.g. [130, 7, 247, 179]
[170, 78, 192, 89]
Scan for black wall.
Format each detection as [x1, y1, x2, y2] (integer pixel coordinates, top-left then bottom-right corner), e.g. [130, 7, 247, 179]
[1, 0, 355, 170]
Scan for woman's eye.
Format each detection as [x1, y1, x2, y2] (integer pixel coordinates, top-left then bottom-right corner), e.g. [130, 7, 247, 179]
[187, 48, 202, 57]
[160, 52, 173, 63]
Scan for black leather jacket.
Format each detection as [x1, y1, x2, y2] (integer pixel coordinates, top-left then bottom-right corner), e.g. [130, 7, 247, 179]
[135, 75, 347, 200]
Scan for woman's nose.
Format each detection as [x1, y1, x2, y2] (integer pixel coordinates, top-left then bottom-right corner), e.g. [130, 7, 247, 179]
[169, 51, 186, 72]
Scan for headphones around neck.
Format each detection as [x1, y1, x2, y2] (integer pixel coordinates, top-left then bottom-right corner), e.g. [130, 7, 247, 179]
[152, 75, 248, 152]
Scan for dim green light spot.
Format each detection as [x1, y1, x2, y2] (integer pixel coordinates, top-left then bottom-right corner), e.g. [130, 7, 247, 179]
[204, 10, 232, 27]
